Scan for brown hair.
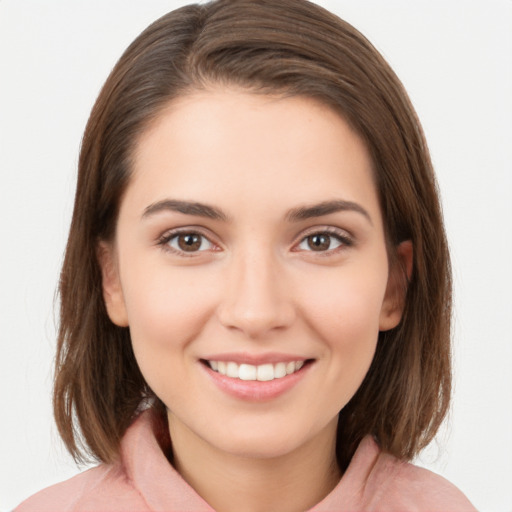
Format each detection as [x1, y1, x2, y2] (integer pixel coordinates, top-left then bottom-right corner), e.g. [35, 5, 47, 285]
[54, 0, 451, 470]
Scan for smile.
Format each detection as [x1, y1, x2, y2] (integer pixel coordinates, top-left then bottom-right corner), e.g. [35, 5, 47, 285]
[207, 360, 305, 381]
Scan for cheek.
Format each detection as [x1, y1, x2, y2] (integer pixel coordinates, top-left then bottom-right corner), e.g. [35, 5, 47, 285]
[299, 262, 388, 367]
[119, 263, 217, 379]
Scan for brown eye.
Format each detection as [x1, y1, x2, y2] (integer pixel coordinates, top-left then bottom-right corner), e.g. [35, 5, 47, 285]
[297, 232, 347, 253]
[166, 232, 213, 253]
[306, 234, 331, 251]
[178, 234, 201, 251]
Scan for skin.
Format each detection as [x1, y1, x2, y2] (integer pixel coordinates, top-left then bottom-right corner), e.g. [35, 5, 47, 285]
[99, 89, 411, 512]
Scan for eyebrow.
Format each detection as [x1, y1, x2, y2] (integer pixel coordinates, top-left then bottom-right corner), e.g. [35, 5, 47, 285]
[285, 199, 372, 224]
[142, 198, 372, 225]
[142, 199, 229, 222]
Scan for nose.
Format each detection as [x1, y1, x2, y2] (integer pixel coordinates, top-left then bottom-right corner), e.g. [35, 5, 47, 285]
[216, 248, 296, 339]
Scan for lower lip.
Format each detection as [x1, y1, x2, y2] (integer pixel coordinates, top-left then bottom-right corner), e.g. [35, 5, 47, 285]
[201, 362, 312, 401]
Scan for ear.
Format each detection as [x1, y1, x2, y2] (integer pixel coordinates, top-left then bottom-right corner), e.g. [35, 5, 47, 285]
[97, 241, 129, 327]
[379, 240, 413, 331]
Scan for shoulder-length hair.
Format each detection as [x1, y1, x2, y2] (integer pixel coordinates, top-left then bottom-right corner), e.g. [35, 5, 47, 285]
[54, 0, 451, 470]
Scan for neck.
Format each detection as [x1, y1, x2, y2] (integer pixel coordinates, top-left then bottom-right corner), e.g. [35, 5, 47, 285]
[168, 414, 341, 512]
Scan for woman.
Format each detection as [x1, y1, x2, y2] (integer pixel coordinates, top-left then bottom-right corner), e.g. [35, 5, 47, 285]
[16, 0, 476, 510]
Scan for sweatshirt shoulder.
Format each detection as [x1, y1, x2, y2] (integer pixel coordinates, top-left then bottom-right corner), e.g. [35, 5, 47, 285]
[382, 458, 477, 511]
[15, 463, 149, 512]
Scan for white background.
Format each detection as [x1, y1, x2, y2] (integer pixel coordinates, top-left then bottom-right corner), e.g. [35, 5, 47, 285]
[1, 1, 511, 510]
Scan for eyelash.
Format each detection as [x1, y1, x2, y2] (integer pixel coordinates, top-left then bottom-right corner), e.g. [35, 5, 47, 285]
[156, 227, 353, 257]
[295, 227, 353, 255]
[157, 229, 217, 257]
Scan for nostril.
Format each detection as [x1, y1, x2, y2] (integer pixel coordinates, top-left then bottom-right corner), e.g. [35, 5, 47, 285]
[216, 297, 296, 337]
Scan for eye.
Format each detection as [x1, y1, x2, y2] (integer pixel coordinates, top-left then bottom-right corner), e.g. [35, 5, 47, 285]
[296, 231, 350, 252]
[163, 231, 214, 253]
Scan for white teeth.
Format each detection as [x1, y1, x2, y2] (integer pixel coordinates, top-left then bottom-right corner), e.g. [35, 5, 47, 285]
[226, 362, 238, 378]
[239, 363, 257, 381]
[207, 360, 307, 381]
[257, 364, 274, 381]
[274, 362, 287, 379]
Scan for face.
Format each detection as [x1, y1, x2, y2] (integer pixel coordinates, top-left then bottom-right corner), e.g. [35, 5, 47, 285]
[100, 89, 407, 462]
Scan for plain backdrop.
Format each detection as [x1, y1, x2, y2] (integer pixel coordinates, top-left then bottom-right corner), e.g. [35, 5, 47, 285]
[1, 1, 511, 510]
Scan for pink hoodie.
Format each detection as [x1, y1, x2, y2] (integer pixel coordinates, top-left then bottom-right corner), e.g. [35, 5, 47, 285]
[16, 411, 476, 511]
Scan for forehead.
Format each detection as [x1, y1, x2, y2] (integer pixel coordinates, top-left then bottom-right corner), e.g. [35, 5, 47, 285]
[125, 89, 380, 223]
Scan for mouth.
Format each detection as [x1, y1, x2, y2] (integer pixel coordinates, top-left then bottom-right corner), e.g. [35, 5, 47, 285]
[199, 353, 315, 401]
[200, 359, 313, 382]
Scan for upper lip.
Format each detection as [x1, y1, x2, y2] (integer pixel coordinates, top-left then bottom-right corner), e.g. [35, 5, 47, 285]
[200, 352, 311, 365]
